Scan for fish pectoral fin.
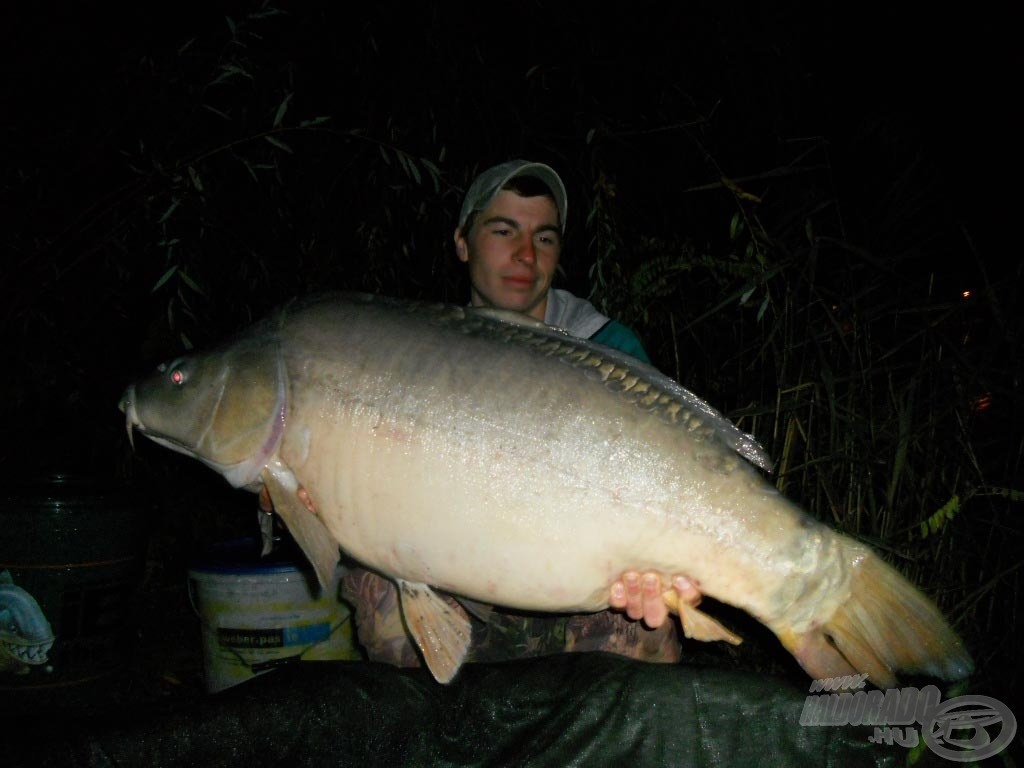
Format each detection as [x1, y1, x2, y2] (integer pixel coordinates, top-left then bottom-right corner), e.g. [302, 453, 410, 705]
[678, 602, 743, 646]
[261, 464, 340, 591]
[396, 580, 472, 684]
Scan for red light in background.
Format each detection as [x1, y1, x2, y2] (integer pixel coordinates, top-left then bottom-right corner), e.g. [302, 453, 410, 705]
[970, 393, 993, 412]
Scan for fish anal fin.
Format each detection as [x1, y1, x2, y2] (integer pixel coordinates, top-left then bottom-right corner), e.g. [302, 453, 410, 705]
[261, 464, 340, 591]
[397, 580, 471, 684]
[679, 603, 744, 645]
[662, 587, 743, 645]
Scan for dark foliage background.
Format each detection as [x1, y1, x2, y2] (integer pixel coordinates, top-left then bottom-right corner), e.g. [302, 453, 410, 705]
[3, 0, 1021, 734]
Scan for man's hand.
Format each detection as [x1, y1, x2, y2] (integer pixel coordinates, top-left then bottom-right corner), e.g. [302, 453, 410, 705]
[609, 572, 701, 628]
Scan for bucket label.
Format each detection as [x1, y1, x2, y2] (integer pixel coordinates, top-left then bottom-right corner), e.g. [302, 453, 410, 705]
[217, 623, 331, 649]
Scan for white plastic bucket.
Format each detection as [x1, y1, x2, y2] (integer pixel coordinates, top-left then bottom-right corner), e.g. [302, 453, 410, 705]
[187, 537, 360, 693]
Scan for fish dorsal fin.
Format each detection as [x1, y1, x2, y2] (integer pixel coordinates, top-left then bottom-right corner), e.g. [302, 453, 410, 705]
[346, 294, 771, 471]
[396, 579, 472, 684]
[261, 460, 341, 591]
[469, 306, 554, 331]
[465, 307, 773, 472]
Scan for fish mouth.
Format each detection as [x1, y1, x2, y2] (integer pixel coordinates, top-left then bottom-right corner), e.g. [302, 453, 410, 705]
[0, 635, 54, 666]
[119, 385, 196, 459]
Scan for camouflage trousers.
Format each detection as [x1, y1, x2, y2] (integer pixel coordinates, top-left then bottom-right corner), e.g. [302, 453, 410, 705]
[340, 567, 682, 668]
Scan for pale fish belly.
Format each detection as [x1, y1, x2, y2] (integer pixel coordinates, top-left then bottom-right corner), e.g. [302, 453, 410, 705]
[280, 363, 818, 620]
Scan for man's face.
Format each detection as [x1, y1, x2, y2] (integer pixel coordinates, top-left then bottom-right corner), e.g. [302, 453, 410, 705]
[454, 189, 562, 321]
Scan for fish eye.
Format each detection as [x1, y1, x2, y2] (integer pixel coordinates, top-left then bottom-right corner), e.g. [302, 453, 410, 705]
[170, 369, 186, 386]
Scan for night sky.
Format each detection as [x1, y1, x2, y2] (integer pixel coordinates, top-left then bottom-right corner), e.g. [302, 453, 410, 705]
[5, 4, 1016, 451]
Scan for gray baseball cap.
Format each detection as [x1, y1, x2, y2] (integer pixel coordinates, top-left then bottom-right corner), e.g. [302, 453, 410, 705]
[457, 159, 568, 234]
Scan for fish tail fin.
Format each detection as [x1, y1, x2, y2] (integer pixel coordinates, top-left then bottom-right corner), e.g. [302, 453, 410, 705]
[776, 548, 973, 689]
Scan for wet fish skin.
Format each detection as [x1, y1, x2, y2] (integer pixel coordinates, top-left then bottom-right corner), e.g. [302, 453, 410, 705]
[120, 292, 973, 686]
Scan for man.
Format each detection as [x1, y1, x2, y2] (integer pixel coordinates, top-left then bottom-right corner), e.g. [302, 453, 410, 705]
[340, 160, 700, 668]
[453, 159, 651, 361]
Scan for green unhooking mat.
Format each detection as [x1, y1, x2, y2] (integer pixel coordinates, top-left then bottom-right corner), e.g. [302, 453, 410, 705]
[10, 654, 901, 767]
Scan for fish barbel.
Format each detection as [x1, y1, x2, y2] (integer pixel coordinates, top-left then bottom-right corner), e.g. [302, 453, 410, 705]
[119, 292, 972, 686]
